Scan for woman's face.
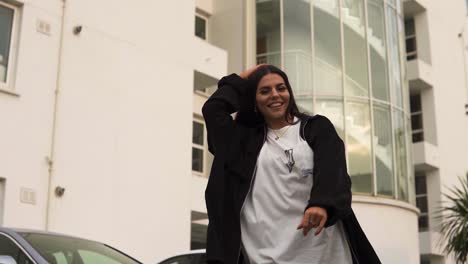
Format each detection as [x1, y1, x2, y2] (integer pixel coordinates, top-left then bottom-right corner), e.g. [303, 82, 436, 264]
[255, 73, 290, 125]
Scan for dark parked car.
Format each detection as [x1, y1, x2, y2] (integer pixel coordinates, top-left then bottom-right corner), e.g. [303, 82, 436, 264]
[0, 227, 141, 264]
[158, 249, 206, 264]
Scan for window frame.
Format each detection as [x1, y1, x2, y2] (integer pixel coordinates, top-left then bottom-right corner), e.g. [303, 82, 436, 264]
[0, 1, 20, 94]
[410, 93, 424, 142]
[415, 174, 429, 232]
[0, 232, 37, 264]
[192, 117, 209, 177]
[404, 18, 417, 61]
[195, 13, 208, 40]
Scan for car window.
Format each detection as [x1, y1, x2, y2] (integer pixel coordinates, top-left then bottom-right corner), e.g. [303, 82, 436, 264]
[159, 253, 205, 264]
[0, 234, 34, 264]
[20, 232, 140, 264]
[78, 250, 121, 264]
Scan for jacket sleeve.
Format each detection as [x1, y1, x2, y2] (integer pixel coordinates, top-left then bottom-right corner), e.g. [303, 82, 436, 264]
[305, 115, 352, 227]
[202, 73, 248, 156]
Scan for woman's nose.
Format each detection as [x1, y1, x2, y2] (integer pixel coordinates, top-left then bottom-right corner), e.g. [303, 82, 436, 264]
[271, 88, 279, 97]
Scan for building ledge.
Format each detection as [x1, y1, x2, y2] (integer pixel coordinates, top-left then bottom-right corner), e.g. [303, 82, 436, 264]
[408, 59, 433, 93]
[419, 231, 444, 256]
[192, 37, 227, 80]
[352, 195, 420, 215]
[403, 0, 427, 18]
[413, 141, 439, 172]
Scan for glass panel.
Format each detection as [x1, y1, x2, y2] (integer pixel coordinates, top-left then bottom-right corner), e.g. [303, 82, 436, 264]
[315, 98, 345, 139]
[398, 14, 409, 109]
[284, 0, 312, 96]
[407, 116, 416, 205]
[0, 5, 14, 83]
[195, 16, 206, 39]
[404, 18, 415, 36]
[411, 114, 423, 130]
[416, 197, 428, 213]
[346, 101, 372, 193]
[368, 0, 389, 101]
[418, 215, 428, 230]
[415, 174, 426, 195]
[373, 104, 394, 196]
[296, 96, 314, 115]
[386, 7, 403, 107]
[21, 233, 139, 264]
[313, 0, 342, 95]
[410, 94, 421, 112]
[192, 148, 203, 173]
[192, 121, 204, 145]
[343, 0, 369, 97]
[412, 132, 423, 142]
[394, 110, 408, 201]
[79, 250, 121, 264]
[256, 0, 281, 67]
[405, 37, 416, 54]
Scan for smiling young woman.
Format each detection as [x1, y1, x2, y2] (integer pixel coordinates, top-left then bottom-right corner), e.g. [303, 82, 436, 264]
[202, 64, 381, 264]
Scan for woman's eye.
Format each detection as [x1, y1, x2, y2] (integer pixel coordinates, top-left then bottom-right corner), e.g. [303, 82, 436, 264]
[278, 86, 286, 91]
[260, 89, 269, 94]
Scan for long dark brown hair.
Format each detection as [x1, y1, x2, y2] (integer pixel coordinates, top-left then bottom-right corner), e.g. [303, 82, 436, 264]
[235, 65, 304, 126]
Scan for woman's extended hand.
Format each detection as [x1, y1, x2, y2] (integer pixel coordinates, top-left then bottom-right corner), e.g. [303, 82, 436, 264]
[239, 64, 267, 79]
[297, 207, 327, 236]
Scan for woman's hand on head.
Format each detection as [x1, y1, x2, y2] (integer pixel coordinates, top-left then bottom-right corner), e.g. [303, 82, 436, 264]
[297, 207, 327, 236]
[239, 64, 267, 79]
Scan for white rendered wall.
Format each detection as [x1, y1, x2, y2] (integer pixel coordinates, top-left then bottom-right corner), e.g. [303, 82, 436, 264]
[45, 1, 196, 263]
[0, 0, 62, 229]
[419, 1, 468, 263]
[352, 198, 420, 264]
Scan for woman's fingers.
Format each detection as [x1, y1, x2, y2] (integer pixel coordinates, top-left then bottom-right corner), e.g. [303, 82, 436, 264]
[239, 64, 267, 79]
[314, 215, 327, 236]
[298, 207, 328, 236]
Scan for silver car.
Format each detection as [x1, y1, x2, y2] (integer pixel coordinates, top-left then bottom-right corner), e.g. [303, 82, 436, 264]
[0, 227, 141, 264]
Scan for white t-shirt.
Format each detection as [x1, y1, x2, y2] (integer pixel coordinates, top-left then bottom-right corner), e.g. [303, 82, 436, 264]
[240, 119, 352, 264]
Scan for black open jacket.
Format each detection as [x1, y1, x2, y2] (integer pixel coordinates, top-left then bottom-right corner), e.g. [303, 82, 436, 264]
[202, 74, 381, 264]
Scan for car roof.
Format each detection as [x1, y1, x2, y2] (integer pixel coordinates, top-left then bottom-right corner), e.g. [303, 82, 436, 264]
[0, 226, 100, 243]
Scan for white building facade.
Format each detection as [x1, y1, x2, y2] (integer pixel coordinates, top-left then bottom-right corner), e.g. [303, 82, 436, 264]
[0, 0, 466, 263]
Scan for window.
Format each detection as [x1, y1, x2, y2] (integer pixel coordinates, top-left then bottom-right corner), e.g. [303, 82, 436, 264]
[0, 234, 34, 264]
[195, 15, 207, 40]
[192, 120, 204, 174]
[410, 93, 424, 142]
[0, 1, 18, 90]
[159, 253, 206, 264]
[415, 173, 429, 231]
[191, 118, 213, 177]
[405, 18, 417, 61]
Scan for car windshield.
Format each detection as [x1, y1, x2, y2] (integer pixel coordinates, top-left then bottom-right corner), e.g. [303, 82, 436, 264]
[20, 232, 140, 264]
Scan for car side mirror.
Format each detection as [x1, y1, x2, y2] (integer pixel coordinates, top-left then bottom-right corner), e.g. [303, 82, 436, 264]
[0, 256, 17, 264]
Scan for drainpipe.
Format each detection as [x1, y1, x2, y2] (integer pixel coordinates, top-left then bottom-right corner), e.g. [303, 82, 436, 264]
[45, 0, 67, 231]
[458, 29, 468, 116]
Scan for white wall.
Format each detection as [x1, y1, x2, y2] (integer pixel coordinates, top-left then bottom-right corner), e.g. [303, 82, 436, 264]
[425, 0, 468, 200]
[419, 1, 468, 263]
[47, 1, 195, 262]
[353, 198, 420, 264]
[211, 0, 244, 73]
[1, 0, 199, 263]
[0, 0, 61, 229]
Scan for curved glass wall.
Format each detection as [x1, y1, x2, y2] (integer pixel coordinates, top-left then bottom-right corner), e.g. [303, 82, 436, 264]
[255, 0, 414, 203]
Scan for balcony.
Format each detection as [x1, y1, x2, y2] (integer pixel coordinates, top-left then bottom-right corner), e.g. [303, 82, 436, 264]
[407, 59, 433, 93]
[413, 141, 439, 172]
[191, 37, 227, 80]
[403, 0, 427, 18]
[419, 231, 444, 257]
